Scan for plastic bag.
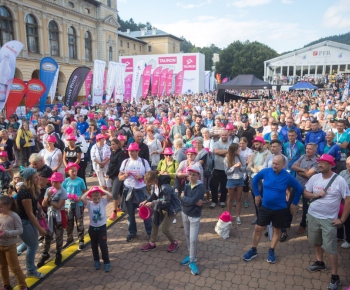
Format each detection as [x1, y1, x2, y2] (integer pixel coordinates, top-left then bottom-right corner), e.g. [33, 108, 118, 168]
[215, 219, 232, 240]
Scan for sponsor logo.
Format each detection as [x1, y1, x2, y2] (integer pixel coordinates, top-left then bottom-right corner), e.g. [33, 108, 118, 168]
[312, 51, 331, 57]
[5, 45, 18, 54]
[158, 57, 177, 64]
[11, 84, 24, 91]
[121, 58, 134, 72]
[29, 84, 43, 92]
[42, 62, 57, 71]
[182, 56, 196, 70]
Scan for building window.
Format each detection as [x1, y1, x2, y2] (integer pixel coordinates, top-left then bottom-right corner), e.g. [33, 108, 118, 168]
[148, 45, 152, 52]
[109, 47, 113, 61]
[68, 2, 74, 8]
[120, 40, 123, 47]
[85, 8, 90, 14]
[49, 21, 59, 57]
[139, 45, 141, 52]
[0, 6, 14, 47]
[68, 26, 77, 59]
[107, 0, 111, 7]
[127, 42, 129, 49]
[173, 44, 175, 53]
[25, 14, 39, 53]
[133, 44, 136, 50]
[84, 31, 92, 61]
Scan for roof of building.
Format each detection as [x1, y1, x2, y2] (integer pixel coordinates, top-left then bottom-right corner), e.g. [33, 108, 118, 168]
[118, 31, 148, 44]
[119, 28, 183, 42]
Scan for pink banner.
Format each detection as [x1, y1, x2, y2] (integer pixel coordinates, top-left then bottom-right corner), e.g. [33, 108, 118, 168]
[175, 71, 184, 95]
[85, 71, 93, 98]
[158, 68, 169, 96]
[182, 55, 196, 70]
[124, 74, 133, 102]
[151, 66, 162, 96]
[165, 70, 173, 96]
[222, 77, 228, 83]
[142, 65, 152, 98]
[102, 70, 107, 94]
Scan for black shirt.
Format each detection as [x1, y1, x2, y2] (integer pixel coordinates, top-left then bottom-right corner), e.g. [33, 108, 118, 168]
[64, 146, 82, 163]
[237, 126, 256, 148]
[138, 142, 150, 164]
[17, 187, 38, 220]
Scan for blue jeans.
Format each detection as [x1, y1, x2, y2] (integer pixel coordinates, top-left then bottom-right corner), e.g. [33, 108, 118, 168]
[182, 212, 201, 263]
[125, 187, 152, 237]
[20, 219, 39, 274]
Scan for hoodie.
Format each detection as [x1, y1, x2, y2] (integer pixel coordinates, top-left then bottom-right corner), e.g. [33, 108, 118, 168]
[181, 181, 205, 217]
[305, 129, 326, 145]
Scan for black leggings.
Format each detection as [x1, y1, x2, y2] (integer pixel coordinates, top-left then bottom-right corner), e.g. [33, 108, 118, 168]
[88, 224, 109, 264]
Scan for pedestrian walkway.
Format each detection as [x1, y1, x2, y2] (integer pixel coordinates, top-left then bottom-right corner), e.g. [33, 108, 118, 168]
[12, 176, 350, 289]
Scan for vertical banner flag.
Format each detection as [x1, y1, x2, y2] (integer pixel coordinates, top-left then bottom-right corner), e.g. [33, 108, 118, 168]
[49, 66, 59, 104]
[26, 79, 46, 109]
[216, 73, 221, 84]
[0, 40, 24, 111]
[210, 72, 215, 91]
[39, 57, 58, 111]
[103, 70, 107, 94]
[92, 60, 106, 105]
[85, 71, 93, 99]
[141, 65, 152, 98]
[64, 67, 91, 108]
[204, 71, 210, 92]
[175, 71, 184, 95]
[5, 78, 27, 119]
[151, 66, 162, 96]
[165, 70, 173, 95]
[105, 61, 118, 102]
[158, 68, 169, 96]
[222, 77, 228, 83]
[124, 74, 133, 102]
[114, 63, 126, 102]
[132, 59, 145, 103]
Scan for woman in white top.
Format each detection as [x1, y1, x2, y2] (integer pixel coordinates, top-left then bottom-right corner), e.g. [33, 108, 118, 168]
[145, 125, 162, 170]
[239, 137, 253, 209]
[201, 128, 214, 152]
[39, 135, 64, 175]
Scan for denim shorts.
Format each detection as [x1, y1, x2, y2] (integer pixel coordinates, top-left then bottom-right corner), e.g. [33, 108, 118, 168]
[226, 178, 244, 189]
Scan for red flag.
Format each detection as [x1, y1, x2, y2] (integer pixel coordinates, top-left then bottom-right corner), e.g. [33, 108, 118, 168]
[26, 79, 46, 109]
[5, 78, 27, 119]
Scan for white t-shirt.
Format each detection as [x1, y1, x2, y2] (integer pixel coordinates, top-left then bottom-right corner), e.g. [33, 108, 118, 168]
[86, 198, 108, 227]
[305, 173, 350, 219]
[240, 147, 253, 165]
[120, 157, 151, 189]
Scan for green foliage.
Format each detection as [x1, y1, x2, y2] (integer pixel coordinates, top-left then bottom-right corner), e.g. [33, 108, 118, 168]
[216, 40, 278, 79]
[304, 32, 350, 47]
[118, 15, 152, 31]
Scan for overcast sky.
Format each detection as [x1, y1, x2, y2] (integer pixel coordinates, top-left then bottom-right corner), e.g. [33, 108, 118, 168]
[117, 0, 350, 53]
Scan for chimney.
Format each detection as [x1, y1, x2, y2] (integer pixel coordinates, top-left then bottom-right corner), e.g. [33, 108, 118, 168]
[126, 29, 130, 34]
[152, 27, 157, 35]
[140, 27, 145, 36]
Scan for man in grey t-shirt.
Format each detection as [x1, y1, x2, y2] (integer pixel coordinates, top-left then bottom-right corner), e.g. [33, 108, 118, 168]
[210, 130, 230, 209]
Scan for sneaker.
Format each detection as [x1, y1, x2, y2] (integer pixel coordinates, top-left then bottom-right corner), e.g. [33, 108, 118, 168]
[251, 218, 257, 225]
[26, 271, 44, 279]
[307, 261, 326, 272]
[236, 216, 242, 225]
[126, 235, 135, 242]
[189, 262, 199, 275]
[62, 239, 74, 249]
[2, 285, 13, 290]
[94, 260, 100, 270]
[167, 240, 179, 253]
[104, 263, 111, 272]
[92, 173, 97, 177]
[220, 202, 225, 208]
[109, 211, 117, 221]
[37, 253, 50, 268]
[328, 278, 341, 290]
[244, 201, 249, 208]
[296, 226, 306, 235]
[55, 253, 62, 265]
[267, 249, 276, 263]
[141, 242, 156, 252]
[279, 232, 288, 242]
[78, 242, 84, 251]
[341, 241, 350, 248]
[172, 218, 177, 224]
[209, 202, 216, 209]
[232, 200, 236, 207]
[243, 248, 257, 262]
[180, 255, 197, 266]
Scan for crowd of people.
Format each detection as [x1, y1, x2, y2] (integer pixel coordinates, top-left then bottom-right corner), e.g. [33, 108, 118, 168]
[0, 88, 349, 290]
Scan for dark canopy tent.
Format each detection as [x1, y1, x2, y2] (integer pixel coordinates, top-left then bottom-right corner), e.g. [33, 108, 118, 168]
[289, 82, 318, 90]
[217, 74, 270, 103]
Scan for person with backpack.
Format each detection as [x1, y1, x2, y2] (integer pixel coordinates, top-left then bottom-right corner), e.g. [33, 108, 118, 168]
[140, 171, 181, 253]
[118, 142, 152, 242]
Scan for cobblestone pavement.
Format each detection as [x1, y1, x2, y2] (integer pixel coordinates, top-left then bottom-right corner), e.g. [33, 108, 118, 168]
[12, 175, 350, 290]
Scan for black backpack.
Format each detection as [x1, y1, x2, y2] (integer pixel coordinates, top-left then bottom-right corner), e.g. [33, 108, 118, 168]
[51, 133, 65, 152]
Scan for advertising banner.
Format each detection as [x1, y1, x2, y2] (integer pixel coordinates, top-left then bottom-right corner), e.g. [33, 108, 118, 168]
[0, 40, 24, 111]
[165, 70, 173, 95]
[85, 70, 93, 98]
[132, 60, 145, 103]
[183, 55, 197, 71]
[210, 72, 215, 91]
[151, 66, 162, 96]
[103, 70, 107, 96]
[121, 58, 134, 73]
[222, 77, 228, 83]
[216, 73, 221, 84]
[92, 60, 106, 105]
[105, 61, 118, 102]
[39, 57, 58, 111]
[114, 63, 127, 102]
[49, 66, 59, 104]
[124, 74, 133, 102]
[5, 78, 27, 119]
[175, 71, 184, 95]
[204, 71, 210, 92]
[26, 79, 46, 109]
[142, 65, 152, 98]
[158, 68, 169, 96]
[64, 67, 91, 108]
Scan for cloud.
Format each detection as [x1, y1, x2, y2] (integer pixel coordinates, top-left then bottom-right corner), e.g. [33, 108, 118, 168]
[281, 0, 293, 4]
[323, 0, 350, 28]
[231, 0, 271, 8]
[176, 0, 212, 9]
[154, 16, 319, 53]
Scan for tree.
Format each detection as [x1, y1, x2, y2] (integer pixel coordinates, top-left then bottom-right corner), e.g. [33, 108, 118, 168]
[216, 40, 278, 79]
[180, 37, 195, 53]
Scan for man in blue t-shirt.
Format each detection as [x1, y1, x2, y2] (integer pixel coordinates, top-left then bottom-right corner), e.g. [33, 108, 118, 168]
[77, 115, 89, 135]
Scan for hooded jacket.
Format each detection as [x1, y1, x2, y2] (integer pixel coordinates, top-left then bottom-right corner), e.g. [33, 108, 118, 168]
[305, 129, 326, 145]
[181, 181, 205, 217]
